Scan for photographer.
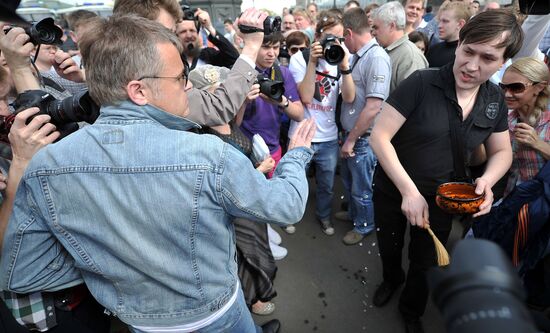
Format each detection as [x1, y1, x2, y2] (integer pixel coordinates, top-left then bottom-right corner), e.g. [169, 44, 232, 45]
[0, 24, 110, 333]
[177, 8, 240, 70]
[288, 9, 355, 236]
[237, 32, 304, 179]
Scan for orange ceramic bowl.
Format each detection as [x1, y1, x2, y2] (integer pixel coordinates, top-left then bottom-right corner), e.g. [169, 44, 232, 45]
[435, 182, 484, 214]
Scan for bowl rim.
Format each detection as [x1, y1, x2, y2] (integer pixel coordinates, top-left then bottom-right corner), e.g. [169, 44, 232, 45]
[436, 182, 484, 202]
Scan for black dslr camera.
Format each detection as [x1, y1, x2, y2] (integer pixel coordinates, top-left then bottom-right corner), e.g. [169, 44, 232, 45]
[428, 239, 538, 333]
[3, 17, 63, 45]
[181, 5, 200, 29]
[256, 74, 285, 102]
[320, 34, 345, 65]
[0, 90, 100, 144]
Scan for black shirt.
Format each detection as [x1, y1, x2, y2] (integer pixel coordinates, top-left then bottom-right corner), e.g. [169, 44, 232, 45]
[374, 63, 508, 197]
[426, 40, 458, 68]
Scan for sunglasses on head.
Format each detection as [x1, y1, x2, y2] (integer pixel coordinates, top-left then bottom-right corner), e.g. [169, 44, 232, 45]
[289, 46, 307, 53]
[498, 81, 537, 93]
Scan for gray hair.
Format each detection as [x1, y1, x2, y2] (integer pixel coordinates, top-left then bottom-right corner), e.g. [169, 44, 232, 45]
[372, 1, 406, 31]
[79, 15, 183, 106]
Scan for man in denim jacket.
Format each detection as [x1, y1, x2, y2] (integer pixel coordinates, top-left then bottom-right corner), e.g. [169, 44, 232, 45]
[0, 13, 315, 333]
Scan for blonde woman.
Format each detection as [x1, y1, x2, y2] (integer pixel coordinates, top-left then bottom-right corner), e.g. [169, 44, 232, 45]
[501, 57, 550, 197]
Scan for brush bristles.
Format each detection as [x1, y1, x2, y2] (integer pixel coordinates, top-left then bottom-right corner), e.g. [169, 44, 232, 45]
[427, 227, 450, 266]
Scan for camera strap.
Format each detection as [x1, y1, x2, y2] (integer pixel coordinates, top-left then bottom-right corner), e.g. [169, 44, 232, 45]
[237, 24, 264, 34]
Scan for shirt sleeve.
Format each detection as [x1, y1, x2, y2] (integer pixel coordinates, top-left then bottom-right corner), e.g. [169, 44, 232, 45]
[385, 70, 424, 119]
[219, 144, 313, 226]
[361, 52, 392, 100]
[281, 67, 300, 102]
[289, 51, 307, 85]
[0, 179, 83, 293]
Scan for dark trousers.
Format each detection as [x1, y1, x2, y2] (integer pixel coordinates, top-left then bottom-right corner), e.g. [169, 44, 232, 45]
[374, 188, 453, 320]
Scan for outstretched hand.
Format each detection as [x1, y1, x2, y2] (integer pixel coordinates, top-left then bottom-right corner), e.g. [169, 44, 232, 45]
[288, 118, 316, 150]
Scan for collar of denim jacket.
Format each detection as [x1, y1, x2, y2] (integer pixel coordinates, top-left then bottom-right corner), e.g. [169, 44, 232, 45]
[98, 100, 202, 131]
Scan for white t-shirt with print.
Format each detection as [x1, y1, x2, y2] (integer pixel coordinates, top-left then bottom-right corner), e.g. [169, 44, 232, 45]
[288, 51, 341, 142]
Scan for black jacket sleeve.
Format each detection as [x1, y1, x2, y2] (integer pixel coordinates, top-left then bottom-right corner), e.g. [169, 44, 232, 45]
[199, 30, 240, 69]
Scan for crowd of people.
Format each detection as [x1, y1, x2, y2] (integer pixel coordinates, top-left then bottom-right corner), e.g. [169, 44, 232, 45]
[0, 0, 549, 332]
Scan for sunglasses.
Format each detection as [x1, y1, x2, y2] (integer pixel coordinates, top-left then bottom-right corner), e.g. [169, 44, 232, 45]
[289, 46, 307, 53]
[498, 81, 537, 94]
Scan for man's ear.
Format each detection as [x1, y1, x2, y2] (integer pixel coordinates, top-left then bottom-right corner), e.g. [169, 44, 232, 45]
[69, 31, 78, 43]
[458, 19, 467, 30]
[126, 80, 149, 106]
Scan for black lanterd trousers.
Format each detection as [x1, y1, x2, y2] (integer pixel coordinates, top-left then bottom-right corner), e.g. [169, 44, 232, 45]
[373, 187, 453, 320]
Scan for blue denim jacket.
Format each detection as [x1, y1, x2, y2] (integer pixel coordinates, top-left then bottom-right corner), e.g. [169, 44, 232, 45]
[0, 101, 313, 326]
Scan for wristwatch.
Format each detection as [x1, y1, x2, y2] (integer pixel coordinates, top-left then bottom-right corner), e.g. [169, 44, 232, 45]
[280, 97, 290, 109]
[340, 68, 352, 75]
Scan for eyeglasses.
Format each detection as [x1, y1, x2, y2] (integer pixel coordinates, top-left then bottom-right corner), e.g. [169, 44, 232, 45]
[138, 67, 189, 87]
[289, 46, 307, 53]
[498, 81, 538, 94]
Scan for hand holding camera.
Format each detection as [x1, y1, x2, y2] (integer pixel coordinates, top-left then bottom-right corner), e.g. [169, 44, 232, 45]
[245, 83, 260, 104]
[0, 25, 34, 71]
[194, 8, 216, 36]
[308, 41, 324, 65]
[235, 8, 268, 41]
[9, 107, 59, 163]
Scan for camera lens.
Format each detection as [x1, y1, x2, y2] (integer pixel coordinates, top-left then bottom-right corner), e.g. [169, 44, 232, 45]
[26, 18, 62, 45]
[429, 239, 538, 333]
[46, 91, 99, 125]
[324, 44, 344, 65]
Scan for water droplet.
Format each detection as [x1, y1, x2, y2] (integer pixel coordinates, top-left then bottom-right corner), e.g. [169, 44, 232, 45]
[349, 109, 356, 115]
[340, 195, 345, 199]
[376, 227, 381, 231]
[368, 250, 371, 254]
[363, 309, 367, 312]
[369, 305, 373, 308]
[372, 242, 376, 247]
[359, 242, 363, 246]
[364, 266, 368, 272]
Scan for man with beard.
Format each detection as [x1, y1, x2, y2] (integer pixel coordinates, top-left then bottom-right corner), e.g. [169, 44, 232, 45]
[177, 8, 240, 70]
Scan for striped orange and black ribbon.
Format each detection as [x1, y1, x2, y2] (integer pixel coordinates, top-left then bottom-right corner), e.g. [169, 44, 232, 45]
[513, 203, 529, 266]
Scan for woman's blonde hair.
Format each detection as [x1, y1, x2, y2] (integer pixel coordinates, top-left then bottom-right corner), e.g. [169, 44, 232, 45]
[507, 57, 550, 126]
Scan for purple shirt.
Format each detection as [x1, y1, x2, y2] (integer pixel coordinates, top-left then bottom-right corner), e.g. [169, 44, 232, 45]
[240, 65, 300, 153]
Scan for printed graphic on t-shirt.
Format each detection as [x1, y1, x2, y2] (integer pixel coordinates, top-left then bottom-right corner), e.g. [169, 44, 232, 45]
[314, 71, 332, 103]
